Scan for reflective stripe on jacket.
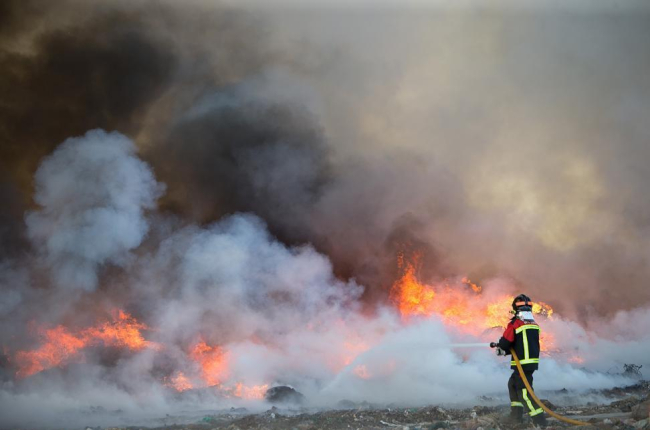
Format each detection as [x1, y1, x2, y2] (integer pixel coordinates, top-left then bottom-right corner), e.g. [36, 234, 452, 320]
[497, 318, 541, 371]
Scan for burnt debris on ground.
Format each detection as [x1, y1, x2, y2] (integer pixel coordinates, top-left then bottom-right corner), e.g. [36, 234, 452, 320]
[87, 380, 650, 430]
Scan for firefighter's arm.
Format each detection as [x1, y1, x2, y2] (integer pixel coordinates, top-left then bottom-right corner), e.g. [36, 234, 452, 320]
[495, 323, 515, 356]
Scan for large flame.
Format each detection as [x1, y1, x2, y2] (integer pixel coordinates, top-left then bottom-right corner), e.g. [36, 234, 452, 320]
[15, 310, 158, 378]
[15, 326, 87, 378]
[85, 310, 158, 350]
[389, 252, 556, 350]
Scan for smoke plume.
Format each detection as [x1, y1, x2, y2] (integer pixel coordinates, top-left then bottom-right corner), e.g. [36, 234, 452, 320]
[26, 129, 164, 291]
[1, 0, 650, 428]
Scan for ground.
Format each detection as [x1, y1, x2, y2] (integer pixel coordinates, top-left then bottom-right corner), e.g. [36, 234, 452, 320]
[94, 381, 650, 430]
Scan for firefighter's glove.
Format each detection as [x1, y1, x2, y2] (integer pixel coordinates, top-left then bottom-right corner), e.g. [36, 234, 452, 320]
[496, 347, 506, 356]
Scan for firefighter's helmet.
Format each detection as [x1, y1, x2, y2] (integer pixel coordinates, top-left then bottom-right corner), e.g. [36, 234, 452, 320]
[512, 294, 533, 311]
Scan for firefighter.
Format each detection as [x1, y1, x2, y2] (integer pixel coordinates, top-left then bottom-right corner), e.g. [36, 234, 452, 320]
[491, 294, 547, 427]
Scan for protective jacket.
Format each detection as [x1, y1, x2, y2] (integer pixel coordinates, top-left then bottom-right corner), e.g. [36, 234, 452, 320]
[497, 317, 540, 371]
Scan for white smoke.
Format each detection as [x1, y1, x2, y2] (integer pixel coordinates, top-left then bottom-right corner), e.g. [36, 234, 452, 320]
[25, 129, 165, 291]
[317, 314, 642, 407]
[2, 126, 649, 427]
[126, 211, 364, 343]
[2, 1, 650, 428]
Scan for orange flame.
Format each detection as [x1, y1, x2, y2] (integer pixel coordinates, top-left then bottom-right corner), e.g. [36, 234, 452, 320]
[15, 326, 86, 378]
[17, 324, 270, 397]
[190, 339, 230, 386]
[232, 382, 269, 399]
[389, 253, 555, 349]
[162, 340, 267, 398]
[84, 310, 157, 350]
[532, 301, 554, 318]
[485, 298, 513, 329]
[165, 371, 194, 392]
[539, 331, 557, 353]
[390, 258, 437, 317]
[462, 277, 482, 293]
[14, 311, 158, 377]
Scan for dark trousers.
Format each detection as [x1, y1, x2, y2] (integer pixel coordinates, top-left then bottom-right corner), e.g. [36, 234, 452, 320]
[508, 370, 543, 417]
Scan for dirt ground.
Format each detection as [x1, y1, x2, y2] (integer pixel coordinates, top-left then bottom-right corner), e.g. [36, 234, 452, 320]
[96, 381, 650, 430]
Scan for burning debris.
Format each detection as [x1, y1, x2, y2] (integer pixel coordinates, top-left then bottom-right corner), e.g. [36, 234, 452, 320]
[15, 310, 158, 378]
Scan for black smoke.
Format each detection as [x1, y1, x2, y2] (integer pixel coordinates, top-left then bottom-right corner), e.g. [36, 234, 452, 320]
[2, 0, 650, 318]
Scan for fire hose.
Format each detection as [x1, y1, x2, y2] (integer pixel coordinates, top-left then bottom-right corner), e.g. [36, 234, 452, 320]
[510, 348, 587, 426]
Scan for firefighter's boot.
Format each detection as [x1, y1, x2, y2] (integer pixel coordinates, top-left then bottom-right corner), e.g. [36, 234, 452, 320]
[531, 413, 547, 428]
